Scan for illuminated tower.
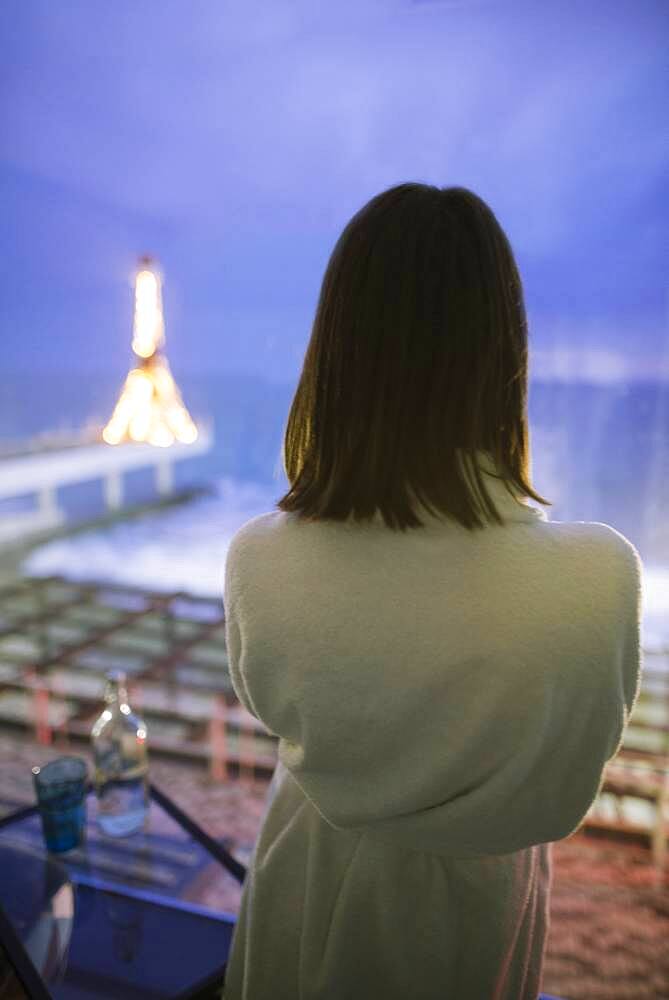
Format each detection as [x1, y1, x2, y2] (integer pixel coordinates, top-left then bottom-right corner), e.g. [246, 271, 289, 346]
[103, 256, 198, 448]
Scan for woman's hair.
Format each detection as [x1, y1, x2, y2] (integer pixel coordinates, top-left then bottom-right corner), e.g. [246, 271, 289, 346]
[277, 182, 551, 531]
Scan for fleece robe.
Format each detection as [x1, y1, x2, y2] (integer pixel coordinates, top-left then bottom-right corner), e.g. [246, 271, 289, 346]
[221, 451, 643, 1000]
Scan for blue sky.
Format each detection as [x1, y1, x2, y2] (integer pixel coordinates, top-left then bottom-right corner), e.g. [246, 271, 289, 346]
[1, 0, 667, 383]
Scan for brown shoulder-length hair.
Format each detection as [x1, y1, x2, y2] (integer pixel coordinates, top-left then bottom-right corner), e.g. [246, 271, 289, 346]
[277, 182, 551, 531]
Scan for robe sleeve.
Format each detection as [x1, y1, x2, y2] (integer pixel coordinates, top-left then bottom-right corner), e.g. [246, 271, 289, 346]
[224, 537, 268, 727]
[601, 540, 644, 759]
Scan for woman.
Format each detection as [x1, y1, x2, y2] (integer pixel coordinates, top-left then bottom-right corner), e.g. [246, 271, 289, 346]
[222, 183, 643, 999]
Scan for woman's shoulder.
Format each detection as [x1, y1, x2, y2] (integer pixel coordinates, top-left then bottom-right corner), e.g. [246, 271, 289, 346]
[537, 519, 643, 603]
[226, 510, 295, 559]
[544, 518, 641, 565]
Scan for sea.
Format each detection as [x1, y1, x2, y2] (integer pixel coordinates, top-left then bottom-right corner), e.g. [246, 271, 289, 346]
[1, 371, 667, 649]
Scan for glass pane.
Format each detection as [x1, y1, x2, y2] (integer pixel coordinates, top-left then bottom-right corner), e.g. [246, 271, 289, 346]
[0, 792, 239, 999]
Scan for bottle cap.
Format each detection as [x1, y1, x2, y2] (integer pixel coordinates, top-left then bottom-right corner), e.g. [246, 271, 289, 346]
[106, 669, 128, 686]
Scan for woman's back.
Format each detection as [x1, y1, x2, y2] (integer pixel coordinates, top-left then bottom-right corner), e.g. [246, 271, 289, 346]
[222, 453, 642, 999]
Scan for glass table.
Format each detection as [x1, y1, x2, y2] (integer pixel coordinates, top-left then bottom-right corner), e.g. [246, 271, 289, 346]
[0, 783, 246, 999]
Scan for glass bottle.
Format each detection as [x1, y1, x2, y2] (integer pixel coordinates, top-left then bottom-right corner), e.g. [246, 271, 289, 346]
[91, 670, 149, 836]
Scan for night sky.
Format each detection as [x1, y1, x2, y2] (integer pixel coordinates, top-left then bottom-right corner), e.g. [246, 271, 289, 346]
[1, 0, 667, 384]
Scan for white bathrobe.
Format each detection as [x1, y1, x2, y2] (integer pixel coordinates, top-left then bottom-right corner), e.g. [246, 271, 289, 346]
[221, 452, 643, 1000]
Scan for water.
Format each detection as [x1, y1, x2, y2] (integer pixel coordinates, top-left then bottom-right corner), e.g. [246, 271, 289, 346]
[4, 371, 669, 647]
[96, 774, 149, 837]
[2, 372, 667, 565]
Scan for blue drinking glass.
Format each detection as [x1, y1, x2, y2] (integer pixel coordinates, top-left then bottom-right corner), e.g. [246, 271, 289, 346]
[32, 756, 88, 853]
